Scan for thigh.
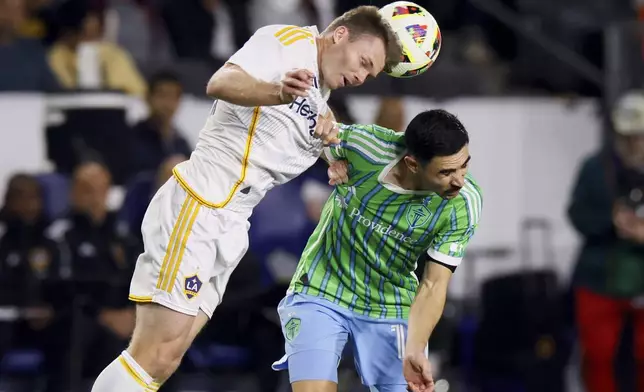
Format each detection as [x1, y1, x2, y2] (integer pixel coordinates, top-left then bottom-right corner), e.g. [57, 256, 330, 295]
[199, 214, 250, 319]
[351, 318, 408, 387]
[129, 178, 222, 317]
[632, 306, 644, 361]
[274, 294, 350, 384]
[128, 302, 196, 358]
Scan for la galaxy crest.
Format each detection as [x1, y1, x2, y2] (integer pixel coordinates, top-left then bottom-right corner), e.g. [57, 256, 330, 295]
[406, 204, 432, 229]
[184, 274, 202, 300]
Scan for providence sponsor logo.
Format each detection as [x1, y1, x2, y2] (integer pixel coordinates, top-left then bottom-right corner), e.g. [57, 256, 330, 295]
[348, 207, 415, 243]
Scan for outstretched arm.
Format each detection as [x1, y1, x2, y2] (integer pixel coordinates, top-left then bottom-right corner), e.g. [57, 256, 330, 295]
[403, 260, 453, 392]
[207, 26, 314, 107]
[406, 260, 452, 353]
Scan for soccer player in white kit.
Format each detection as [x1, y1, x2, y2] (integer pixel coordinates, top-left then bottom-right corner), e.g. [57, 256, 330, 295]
[90, 6, 402, 392]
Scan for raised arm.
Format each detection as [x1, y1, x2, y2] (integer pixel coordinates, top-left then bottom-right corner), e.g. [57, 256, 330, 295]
[206, 26, 313, 107]
[403, 260, 452, 392]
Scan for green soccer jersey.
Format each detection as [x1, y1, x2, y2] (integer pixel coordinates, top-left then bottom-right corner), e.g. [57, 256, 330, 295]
[289, 123, 483, 319]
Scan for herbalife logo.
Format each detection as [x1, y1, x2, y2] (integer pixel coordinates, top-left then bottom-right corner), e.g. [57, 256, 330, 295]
[349, 207, 415, 243]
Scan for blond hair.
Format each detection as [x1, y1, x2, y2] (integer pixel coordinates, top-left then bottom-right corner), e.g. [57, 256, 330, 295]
[324, 6, 402, 73]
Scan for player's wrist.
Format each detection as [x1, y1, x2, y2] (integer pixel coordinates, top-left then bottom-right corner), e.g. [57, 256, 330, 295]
[405, 338, 428, 355]
[274, 83, 291, 105]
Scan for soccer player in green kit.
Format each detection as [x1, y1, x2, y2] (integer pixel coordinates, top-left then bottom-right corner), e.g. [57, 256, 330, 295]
[272, 109, 483, 392]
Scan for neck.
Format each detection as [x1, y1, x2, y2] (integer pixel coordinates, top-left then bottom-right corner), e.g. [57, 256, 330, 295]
[392, 159, 420, 190]
[88, 208, 107, 225]
[316, 36, 331, 89]
[151, 116, 173, 140]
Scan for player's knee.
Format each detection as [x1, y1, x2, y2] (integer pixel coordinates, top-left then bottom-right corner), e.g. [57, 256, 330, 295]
[129, 338, 185, 381]
[292, 380, 337, 392]
[127, 304, 196, 380]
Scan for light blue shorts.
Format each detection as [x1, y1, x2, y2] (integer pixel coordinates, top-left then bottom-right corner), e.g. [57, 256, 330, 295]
[272, 293, 414, 392]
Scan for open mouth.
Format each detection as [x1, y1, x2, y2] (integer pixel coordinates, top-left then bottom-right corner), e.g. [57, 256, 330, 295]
[342, 77, 349, 87]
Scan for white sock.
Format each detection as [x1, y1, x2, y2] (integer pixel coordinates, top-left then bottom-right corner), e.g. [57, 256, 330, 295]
[90, 350, 161, 392]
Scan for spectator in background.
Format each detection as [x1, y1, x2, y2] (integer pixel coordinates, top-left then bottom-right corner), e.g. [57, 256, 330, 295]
[48, 0, 147, 96]
[47, 161, 136, 380]
[161, 0, 250, 63]
[567, 91, 644, 392]
[161, 0, 218, 62]
[130, 71, 192, 175]
[0, 174, 67, 392]
[19, 0, 58, 45]
[0, 0, 59, 91]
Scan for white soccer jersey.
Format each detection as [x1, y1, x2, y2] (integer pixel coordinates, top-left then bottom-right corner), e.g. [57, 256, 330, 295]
[173, 25, 330, 219]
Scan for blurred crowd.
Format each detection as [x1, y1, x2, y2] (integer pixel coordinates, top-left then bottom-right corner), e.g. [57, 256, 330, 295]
[1, 0, 641, 97]
[3, 0, 644, 391]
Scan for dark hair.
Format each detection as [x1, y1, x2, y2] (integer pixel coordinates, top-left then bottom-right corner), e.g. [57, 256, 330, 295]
[404, 109, 469, 163]
[56, 0, 103, 34]
[148, 71, 182, 95]
[1, 173, 42, 219]
[3, 173, 41, 203]
[324, 6, 402, 74]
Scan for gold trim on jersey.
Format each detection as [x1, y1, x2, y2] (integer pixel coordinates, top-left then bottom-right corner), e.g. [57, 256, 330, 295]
[119, 356, 161, 392]
[155, 195, 201, 293]
[171, 106, 261, 209]
[274, 25, 314, 46]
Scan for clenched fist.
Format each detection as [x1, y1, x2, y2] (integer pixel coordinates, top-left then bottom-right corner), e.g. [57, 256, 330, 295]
[279, 69, 314, 103]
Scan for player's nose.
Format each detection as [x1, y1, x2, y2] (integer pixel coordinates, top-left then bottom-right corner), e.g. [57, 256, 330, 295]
[354, 70, 368, 85]
[451, 175, 465, 188]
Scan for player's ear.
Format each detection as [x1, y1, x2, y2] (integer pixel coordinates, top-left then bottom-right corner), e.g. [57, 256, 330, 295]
[404, 155, 420, 174]
[333, 26, 349, 44]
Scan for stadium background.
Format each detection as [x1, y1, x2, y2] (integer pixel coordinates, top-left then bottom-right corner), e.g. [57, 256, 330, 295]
[0, 0, 641, 391]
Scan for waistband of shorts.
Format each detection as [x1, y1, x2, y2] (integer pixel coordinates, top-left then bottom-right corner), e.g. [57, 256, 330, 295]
[171, 169, 250, 220]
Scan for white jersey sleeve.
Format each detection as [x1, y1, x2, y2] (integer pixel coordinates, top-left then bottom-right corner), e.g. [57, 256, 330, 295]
[227, 26, 284, 82]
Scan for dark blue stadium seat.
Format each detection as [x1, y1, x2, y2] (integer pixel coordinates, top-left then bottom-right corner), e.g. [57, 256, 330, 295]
[186, 344, 250, 369]
[36, 173, 71, 220]
[0, 348, 43, 374]
[249, 178, 313, 286]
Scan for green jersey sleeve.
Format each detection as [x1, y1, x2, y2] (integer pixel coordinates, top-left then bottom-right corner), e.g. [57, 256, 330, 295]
[324, 123, 405, 170]
[427, 177, 483, 267]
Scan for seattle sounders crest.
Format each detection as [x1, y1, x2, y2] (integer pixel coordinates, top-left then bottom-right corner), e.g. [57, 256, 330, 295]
[406, 204, 432, 228]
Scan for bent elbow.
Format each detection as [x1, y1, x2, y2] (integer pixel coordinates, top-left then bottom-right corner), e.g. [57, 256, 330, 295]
[206, 77, 223, 98]
[207, 64, 239, 98]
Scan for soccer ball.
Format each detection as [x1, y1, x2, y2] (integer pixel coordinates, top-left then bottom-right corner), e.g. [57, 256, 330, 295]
[380, 1, 442, 78]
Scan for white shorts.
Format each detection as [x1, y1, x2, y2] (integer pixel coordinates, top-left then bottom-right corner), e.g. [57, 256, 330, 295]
[129, 176, 249, 318]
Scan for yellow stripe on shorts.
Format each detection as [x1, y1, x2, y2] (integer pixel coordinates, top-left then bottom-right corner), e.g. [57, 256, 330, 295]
[155, 196, 200, 293]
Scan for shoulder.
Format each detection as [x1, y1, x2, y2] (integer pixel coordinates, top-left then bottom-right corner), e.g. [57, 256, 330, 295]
[581, 152, 604, 172]
[340, 123, 404, 143]
[99, 41, 130, 57]
[48, 42, 70, 57]
[451, 175, 483, 223]
[255, 24, 317, 49]
[340, 123, 406, 152]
